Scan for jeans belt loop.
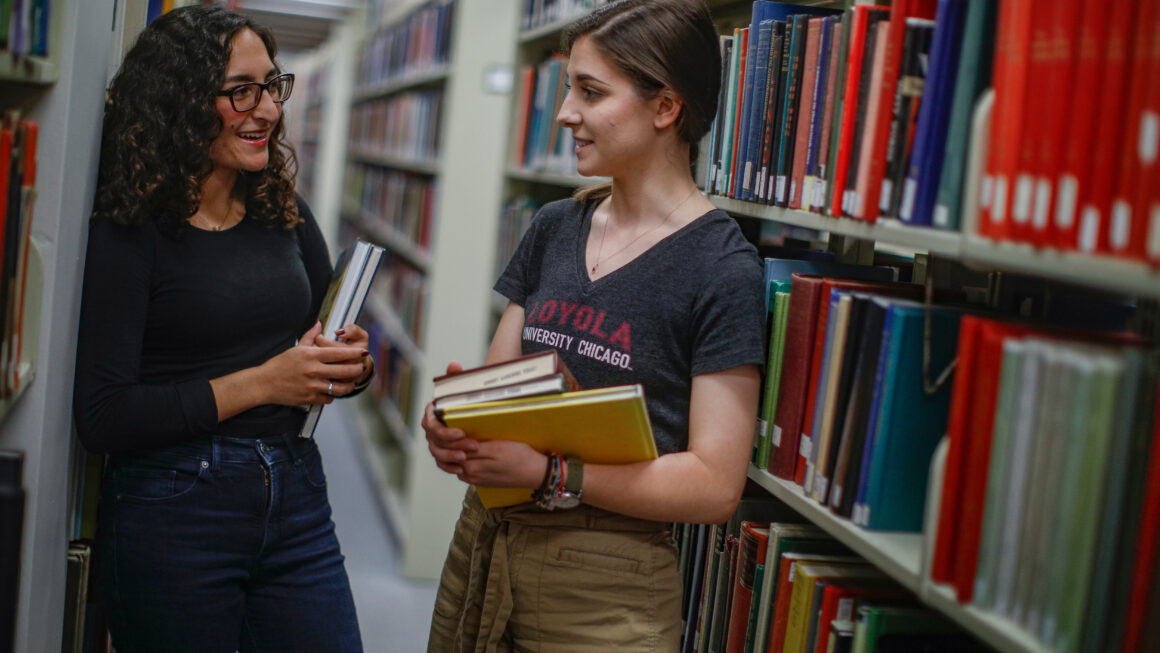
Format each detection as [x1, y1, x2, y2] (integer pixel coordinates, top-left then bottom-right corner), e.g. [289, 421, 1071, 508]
[209, 436, 222, 473]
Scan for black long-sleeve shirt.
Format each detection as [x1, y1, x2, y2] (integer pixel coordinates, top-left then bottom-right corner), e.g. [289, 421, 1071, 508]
[73, 199, 332, 453]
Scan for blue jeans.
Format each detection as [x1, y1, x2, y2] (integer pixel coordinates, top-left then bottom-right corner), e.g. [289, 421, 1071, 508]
[95, 433, 363, 653]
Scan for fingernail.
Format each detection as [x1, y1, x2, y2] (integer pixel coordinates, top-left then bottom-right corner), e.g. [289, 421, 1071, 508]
[335, 328, 346, 336]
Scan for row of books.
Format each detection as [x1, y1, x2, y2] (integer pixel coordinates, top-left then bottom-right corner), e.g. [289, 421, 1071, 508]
[0, 114, 36, 399]
[344, 163, 438, 252]
[365, 325, 419, 427]
[348, 90, 443, 164]
[355, 0, 455, 91]
[931, 316, 1160, 652]
[371, 259, 427, 349]
[519, 0, 608, 33]
[677, 501, 980, 653]
[495, 196, 540, 280]
[978, 0, 1160, 265]
[2, 0, 50, 57]
[510, 54, 577, 176]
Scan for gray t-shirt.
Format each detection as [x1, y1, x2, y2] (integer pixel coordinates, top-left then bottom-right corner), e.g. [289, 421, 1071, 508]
[495, 198, 766, 455]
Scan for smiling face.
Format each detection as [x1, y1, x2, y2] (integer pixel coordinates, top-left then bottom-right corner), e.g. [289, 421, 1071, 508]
[209, 28, 282, 178]
[557, 36, 664, 179]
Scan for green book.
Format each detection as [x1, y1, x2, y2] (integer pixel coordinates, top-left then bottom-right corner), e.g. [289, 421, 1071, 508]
[931, 0, 997, 230]
[856, 605, 972, 653]
[720, 27, 745, 196]
[1055, 351, 1123, 653]
[757, 282, 792, 468]
[971, 339, 1025, 609]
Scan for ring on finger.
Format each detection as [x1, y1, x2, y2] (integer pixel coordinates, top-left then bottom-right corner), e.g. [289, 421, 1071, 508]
[327, 381, 334, 397]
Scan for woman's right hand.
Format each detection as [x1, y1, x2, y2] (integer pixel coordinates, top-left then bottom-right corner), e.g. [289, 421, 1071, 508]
[423, 361, 480, 476]
[259, 322, 368, 406]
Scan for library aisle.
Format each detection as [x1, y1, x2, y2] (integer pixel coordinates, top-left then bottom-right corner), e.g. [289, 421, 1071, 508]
[316, 401, 439, 652]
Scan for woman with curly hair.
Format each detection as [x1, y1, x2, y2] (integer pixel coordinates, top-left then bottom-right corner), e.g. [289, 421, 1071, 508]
[73, 6, 367, 651]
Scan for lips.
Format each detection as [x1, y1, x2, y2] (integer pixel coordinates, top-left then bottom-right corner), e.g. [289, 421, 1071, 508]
[238, 130, 268, 145]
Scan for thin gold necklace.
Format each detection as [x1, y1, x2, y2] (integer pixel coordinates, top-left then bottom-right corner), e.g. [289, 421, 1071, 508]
[590, 188, 698, 275]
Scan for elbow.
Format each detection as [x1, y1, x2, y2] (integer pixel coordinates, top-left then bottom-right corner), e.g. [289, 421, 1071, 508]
[703, 487, 745, 524]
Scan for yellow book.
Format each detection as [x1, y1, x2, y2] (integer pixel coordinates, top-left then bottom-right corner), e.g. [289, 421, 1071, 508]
[782, 562, 879, 653]
[439, 384, 657, 508]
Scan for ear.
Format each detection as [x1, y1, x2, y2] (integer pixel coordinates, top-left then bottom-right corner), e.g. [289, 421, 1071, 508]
[653, 89, 683, 130]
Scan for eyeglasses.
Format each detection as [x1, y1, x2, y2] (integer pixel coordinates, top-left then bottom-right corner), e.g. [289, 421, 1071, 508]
[216, 73, 295, 112]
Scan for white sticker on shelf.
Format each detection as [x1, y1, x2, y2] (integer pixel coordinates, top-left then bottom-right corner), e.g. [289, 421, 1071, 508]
[831, 484, 842, 507]
[933, 204, 949, 228]
[899, 179, 917, 221]
[743, 163, 753, 192]
[773, 424, 783, 447]
[880, 179, 893, 212]
[1033, 178, 1052, 230]
[1079, 206, 1100, 253]
[1140, 111, 1159, 164]
[981, 175, 994, 213]
[788, 561, 798, 582]
[1150, 205, 1160, 258]
[790, 180, 798, 204]
[1055, 175, 1078, 229]
[777, 176, 787, 202]
[799, 434, 812, 458]
[815, 475, 828, 500]
[1111, 200, 1132, 250]
[993, 176, 1009, 223]
[755, 419, 767, 447]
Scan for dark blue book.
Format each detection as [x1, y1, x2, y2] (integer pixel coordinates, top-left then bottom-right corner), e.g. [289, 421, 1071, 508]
[804, 16, 838, 193]
[759, 22, 792, 203]
[773, 15, 808, 206]
[740, 19, 776, 201]
[731, 3, 769, 199]
[898, 0, 969, 226]
[857, 299, 961, 531]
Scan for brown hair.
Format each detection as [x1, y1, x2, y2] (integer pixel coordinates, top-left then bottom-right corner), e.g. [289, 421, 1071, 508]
[92, 5, 299, 230]
[562, 0, 721, 202]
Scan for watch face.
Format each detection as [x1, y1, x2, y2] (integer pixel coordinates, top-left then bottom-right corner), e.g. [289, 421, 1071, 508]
[554, 492, 581, 509]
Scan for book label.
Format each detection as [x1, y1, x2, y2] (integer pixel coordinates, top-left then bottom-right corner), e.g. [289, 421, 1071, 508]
[799, 434, 812, 458]
[837, 598, 854, 622]
[1055, 175, 1078, 229]
[743, 162, 753, 191]
[815, 475, 828, 500]
[981, 175, 994, 216]
[1111, 200, 1131, 249]
[1013, 175, 1033, 224]
[831, 484, 842, 507]
[933, 204, 949, 228]
[755, 419, 767, 447]
[1141, 110, 1159, 163]
[881, 179, 893, 213]
[773, 424, 783, 447]
[1150, 205, 1160, 258]
[900, 179, 917, 221]
[993, 176, 1009, 223]
[1079, 207, 1100, 252]
[777, 176, 787, 202]
[789, 561, 798, 582]
[790, 180, 798, 205]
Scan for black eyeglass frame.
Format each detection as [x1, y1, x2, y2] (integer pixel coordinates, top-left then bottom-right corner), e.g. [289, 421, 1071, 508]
[216, 72, 295, 112]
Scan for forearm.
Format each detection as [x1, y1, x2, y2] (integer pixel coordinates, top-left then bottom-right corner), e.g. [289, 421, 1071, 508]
[579, 450, 747, 524]
[208, 364, 273, 422]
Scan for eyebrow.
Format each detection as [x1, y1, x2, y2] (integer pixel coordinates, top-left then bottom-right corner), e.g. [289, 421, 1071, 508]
[224, 68, 279, 84]
[573, 72, 607, 86]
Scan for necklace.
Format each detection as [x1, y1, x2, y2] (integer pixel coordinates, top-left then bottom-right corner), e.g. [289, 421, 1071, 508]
[194, 201, 241, 231]
[590, 188, 698, 275]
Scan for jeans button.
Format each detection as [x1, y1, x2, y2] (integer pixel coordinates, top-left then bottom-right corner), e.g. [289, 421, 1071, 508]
[201, 460, 209, 469]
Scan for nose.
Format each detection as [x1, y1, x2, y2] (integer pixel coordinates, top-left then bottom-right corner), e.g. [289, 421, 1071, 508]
[254, 87, 282, 122]
[557, 88, 579, 128]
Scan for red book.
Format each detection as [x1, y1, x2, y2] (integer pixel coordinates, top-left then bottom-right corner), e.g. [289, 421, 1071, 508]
[850, 22, 891, 221]
[789, 18, 824, 210]
[854, 0, 937, 223]
[987, 0, 1036, 243]
[1150, 118, 1160, 267]
[1074, 0, 1139, 254]
[11, 120, 36, 391]
[1121, 386, 1160, 652]
[511, 65, 536, 168]
[929, 316, 983, 586]
[811, 583, 906, 653]
[829, 5, 890, 218]
[1054, 2, 1114, 250]
[729, 28, 750, 198]
[769, 275, 827, 479]
[725, 522, 770, 653]
[813, 20, 845, 214]
[1008, 3, 1055, 245]
[1107, 0, 1159, 259]
[977, 0, 1014, 239]
[1027, 0, 1083, 248]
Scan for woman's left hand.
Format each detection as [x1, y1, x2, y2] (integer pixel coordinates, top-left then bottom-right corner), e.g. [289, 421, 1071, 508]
[314, 323, 373, 385]
[457, 440, 547, 489]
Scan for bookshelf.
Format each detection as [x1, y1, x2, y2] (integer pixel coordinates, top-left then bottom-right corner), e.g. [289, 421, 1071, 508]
[309, 0, 519, 580]
[0, 1, 132, 650]
[490, 1, 1159, 651]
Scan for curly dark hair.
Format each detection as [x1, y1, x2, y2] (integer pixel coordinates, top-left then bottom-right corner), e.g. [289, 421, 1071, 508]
[92, 5, 299, 229]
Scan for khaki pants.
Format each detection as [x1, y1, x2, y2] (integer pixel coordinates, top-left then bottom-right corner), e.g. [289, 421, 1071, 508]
[428, 489, 682, 653]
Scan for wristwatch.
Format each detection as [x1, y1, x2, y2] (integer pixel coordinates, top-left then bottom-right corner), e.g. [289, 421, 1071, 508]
[553, 455, 583, 509]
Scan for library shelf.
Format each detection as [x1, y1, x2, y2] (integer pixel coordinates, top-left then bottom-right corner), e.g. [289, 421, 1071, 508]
[364, 290, 425, 371]
[711, 196, 966, 259]
[352, 64, 451, 103]
[746, 463, 925, 594]
[0, 52, 57, 84]
[350, 395, 410, 544]
[506, 166, 611, 189]
[922, 583, 1051, 653]
[343, 202, 432, 271]
[347, 147, 442, 176]
[519, 12, 599, 43]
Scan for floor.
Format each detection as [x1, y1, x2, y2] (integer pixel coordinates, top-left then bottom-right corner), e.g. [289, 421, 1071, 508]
[316, 402, 438, 653]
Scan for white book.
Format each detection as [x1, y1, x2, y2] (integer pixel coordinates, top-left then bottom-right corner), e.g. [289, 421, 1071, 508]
[299, 239, 385, 439]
